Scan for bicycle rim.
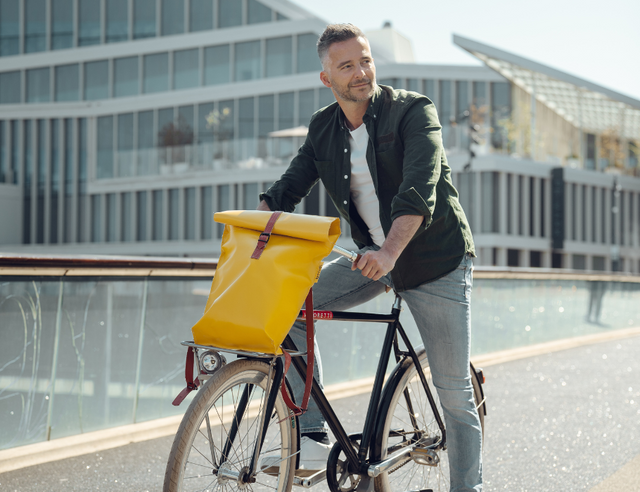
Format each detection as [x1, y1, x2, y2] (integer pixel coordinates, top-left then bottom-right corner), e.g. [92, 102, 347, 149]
[164, 359, 297, 492]
[374, 354, 484, 492]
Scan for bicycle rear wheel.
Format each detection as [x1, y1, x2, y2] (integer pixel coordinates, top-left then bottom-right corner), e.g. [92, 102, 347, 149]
[164, 358, 298, 492]
[373, 349, 484, 492]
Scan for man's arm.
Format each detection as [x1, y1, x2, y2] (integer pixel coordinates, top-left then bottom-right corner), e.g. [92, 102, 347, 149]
[257, 200, 271, 211]
[353, 214, 423, 281]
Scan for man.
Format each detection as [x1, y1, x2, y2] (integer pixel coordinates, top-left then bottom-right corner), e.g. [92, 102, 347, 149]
[258, 24, 482, 491]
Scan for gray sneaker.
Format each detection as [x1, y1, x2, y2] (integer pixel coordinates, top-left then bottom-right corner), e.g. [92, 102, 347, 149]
[260, 436, 331, 473]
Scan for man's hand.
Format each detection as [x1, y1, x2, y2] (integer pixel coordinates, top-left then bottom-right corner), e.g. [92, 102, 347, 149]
[352, 249, 397, 281]
[257, 200, 271, 211]
[352, 214, 423, 281]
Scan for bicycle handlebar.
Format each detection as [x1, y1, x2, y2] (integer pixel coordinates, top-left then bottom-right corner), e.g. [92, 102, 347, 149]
[332, 245, 362, 264]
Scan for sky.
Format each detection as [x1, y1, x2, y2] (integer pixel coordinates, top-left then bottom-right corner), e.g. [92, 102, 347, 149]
[293, 0, 640, 101]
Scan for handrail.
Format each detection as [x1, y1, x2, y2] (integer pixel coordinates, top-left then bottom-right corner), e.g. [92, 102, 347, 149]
[0, 253, 638, 282]
[0, 253, 218, 277]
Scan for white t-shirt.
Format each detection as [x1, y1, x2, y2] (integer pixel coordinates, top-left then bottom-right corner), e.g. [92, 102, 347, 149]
[349, 124, 385, 246]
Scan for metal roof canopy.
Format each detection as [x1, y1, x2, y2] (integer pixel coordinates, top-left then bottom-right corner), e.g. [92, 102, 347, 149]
[453, 35, 640, 141]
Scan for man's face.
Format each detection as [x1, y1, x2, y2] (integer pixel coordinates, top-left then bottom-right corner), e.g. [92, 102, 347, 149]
[320, 36, 376, 103]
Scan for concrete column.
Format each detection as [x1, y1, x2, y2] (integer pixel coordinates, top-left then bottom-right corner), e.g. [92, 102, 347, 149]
[521, 248, 530, 267]
[604, 188, 612, 245]
[510, 173, 519, 235]
[575, 184, 583, 243]
[523, 176, 531, 237]
[564, 182, 572, 243]
[499, 172, 508, 235]
[623, 190, 631, 247]
[473, 172, 482, 235]
[497, 247, 507, 267]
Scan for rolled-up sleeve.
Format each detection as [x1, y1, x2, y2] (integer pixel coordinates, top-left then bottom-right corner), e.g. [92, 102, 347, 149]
[390, 100, 442, 232]
[259, 135, 319, 212]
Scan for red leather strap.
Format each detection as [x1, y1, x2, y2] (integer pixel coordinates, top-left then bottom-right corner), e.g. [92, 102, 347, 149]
[251, 211, 282, 259]
[172, 346, 200, 406]
[280, 289, 315, 415]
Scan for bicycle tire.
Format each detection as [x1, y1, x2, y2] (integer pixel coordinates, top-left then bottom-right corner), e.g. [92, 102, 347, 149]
[372, 349, 484, 492]
[163, 358, 298, 492]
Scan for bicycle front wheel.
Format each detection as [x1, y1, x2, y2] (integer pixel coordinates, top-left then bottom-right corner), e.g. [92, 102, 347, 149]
[164, 358, 298, 492]
[373, 349, 484, 492]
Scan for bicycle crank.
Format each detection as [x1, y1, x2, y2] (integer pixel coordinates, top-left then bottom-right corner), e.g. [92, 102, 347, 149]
[409, 448, 440, 466]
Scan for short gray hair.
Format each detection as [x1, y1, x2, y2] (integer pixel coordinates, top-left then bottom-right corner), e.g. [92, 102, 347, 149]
[317, 24, 367, 64]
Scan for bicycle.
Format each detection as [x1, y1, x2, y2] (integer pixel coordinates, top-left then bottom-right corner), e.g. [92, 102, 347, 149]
[164, 245, 486, 492]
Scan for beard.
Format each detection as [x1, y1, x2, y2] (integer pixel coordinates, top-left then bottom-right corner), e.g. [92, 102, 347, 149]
[332, 77, 376, 103]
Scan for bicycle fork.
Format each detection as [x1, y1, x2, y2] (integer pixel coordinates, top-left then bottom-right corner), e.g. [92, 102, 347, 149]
[217, 357, 285, 483]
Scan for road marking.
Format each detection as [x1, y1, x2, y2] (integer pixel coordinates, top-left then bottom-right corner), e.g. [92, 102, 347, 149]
[588, 454, 640, 492]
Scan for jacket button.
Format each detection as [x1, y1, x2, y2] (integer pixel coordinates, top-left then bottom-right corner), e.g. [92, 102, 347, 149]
[344, 148, 348, 153]
[344, 175, 348, 179]
[343, 200, 347, 205]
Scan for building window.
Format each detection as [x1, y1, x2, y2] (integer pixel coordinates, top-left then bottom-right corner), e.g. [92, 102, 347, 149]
[529, 250, 541, 268]
[247, 0, 271, 24]
[298, 90, 315, 126]
[137, 191, 148, 241]
[144, 52, 169, 93]
[185, 187, 196, 240]
[133, 0, 157, 39]
[162, 0, 184, 36]
[406, 79, 419, 92]
[258, 94, 274, 138]
[117, 113, 134, 177]
[585, 133, 596, 170]
[84, 60, 109, 100]
[25, 0, 46, 53]
[491, 82, 511, 151]
[592, 256, 605, 271]
[91, 195, 102, 242]
[219, 0, 242, 28]
[97, 116, 114, 179]
[239, 97, 254, 141]
[152, 189, 163, 240]
[507, 249, 520, 267]
[0, 71, 21, 104]
[572, 254, 586, 270]
[243, 183, 258, 209]
[319, 87, 333, 108]
[201, 186, 212, 239]
[266, 36, 292, 78]
[169, 188, 179, 240]
[204, 45, 230, 85]
[55, 64, 79, 101]
[297, 33, 319, 73]
[174, 48, 200, 90]
[217, 184, 230, 237]
[423, 80, 435, 100]
[51, 0, 73, 50]
[122, 192, 133, 241]
[114, 56, 139, 97]
[78, 0, 101, 46]
[190, 0, 213, 32]
[0, 121, 5, 183]
[0, 0, 20, 56]
[106, 193, 116, 241]
[137, 110, 154, 175]
[26, 68, 50, 103]
[106, 0, 129, 43]
[235, 40, 261, 81]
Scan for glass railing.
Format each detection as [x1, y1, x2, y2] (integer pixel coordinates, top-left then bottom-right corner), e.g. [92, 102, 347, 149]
[104, 137, 305, 179]
[1, 255, 639, 450]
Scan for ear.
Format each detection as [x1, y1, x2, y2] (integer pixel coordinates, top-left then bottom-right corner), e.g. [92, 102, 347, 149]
[320, 71, 332, 88]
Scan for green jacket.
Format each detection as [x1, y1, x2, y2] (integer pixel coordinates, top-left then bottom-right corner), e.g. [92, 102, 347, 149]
[260, 85, 475, 292]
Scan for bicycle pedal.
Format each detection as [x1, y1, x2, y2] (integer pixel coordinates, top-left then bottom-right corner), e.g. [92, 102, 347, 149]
[293, 469, 326, 488]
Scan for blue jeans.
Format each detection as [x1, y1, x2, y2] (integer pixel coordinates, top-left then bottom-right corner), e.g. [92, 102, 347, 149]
[287, 246, 483, 492]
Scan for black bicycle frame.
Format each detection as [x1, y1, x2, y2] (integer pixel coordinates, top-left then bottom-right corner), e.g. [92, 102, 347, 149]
[279, 294, 446, 476]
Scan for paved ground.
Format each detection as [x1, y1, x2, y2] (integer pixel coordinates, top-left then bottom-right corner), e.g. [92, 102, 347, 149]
[1, 335, 639, 492]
